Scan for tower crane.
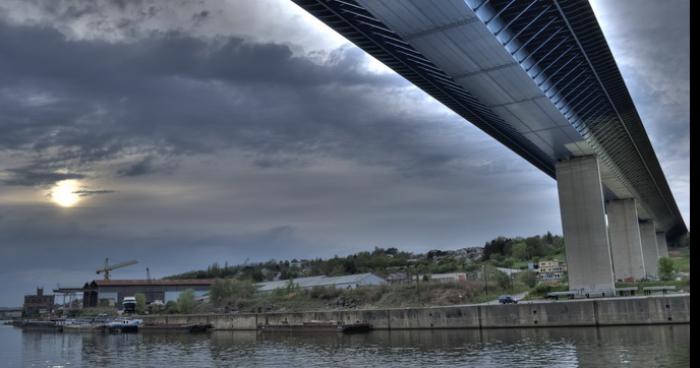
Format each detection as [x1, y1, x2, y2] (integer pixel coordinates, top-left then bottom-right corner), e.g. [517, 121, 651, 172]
[96, 258, 138, 280]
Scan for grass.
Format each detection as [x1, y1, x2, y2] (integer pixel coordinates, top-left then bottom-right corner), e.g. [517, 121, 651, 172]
[157, 279, 528, 314]
[615, 279, 690, 292]
[668, 246, 690, 273]
[522, 283, 568, 300]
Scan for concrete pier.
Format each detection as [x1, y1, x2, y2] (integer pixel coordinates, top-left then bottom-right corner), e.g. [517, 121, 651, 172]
[140, 295, 690, 330]
[556, 156, 615, 294]
[607, 199, 646, 281]
[639, 221, 659, 279]
[656, 232, 669, 258]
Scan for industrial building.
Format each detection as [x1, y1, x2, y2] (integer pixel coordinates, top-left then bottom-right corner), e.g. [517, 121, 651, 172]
[256, 273, 387, 293]
[23, 288, 55, 317]
[82, 279, 214, 308]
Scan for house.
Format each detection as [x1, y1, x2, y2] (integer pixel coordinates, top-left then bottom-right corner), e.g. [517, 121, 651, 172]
[538, 260, 567, 273]
[538, 260, 567, 283]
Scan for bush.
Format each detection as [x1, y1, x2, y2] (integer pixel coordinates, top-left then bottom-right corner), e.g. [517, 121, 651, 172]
[658, 257, 675, 281]
[518, 270, 538, 288]
[176, 289, 196, 314]
[493, 270, 511, 290]
[134, 293, 146, 314]
[309, 286, 343, 300]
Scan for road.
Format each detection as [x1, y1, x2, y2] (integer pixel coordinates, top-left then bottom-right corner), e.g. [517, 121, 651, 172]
[481, 291, 529, 305]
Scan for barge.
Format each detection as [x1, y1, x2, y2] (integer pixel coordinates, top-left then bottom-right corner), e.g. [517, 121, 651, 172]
[140, 323, 213, 333]
[259, 320, 372, 333]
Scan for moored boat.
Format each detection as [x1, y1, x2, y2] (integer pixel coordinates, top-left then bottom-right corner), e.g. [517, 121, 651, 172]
[57, 318, 105, 332]
[11, 319, 60, 331]
[106, 318, 143, 333]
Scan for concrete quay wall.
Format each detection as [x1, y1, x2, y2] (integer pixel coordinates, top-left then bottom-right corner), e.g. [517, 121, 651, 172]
[140, 295, 689, 330]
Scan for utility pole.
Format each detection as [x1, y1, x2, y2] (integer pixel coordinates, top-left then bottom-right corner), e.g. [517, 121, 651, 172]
[483, 264, 488, 294]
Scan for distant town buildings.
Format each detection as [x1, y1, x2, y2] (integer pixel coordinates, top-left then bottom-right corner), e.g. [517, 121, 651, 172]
[446, 247, 484, 263]
[463, 247, 484, 262]
[23, 288, 55, 317]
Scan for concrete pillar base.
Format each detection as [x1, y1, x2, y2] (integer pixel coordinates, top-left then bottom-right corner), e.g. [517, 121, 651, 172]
[607, 198, 645, 282]
[639, 220, 659, 279]
[556, 156, 615, 293]
[656, 232, 669, 258]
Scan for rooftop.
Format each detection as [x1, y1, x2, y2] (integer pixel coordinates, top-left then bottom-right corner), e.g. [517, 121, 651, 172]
[85, 279, 216, 288]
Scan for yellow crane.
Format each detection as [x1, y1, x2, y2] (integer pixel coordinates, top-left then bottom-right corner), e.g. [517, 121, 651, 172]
[96, 258, 138, 280]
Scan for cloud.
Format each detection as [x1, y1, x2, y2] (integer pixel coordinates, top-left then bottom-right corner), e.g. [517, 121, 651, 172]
[73, 189, 116, 197]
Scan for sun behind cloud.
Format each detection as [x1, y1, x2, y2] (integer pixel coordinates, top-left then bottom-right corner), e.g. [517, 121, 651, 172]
[50, 179, 81, 207]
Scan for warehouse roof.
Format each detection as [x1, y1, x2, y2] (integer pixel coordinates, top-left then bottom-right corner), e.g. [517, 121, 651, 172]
[84, 279, 215, 288]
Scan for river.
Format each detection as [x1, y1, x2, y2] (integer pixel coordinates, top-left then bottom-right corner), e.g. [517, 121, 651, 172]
[0, 323, 688, 367]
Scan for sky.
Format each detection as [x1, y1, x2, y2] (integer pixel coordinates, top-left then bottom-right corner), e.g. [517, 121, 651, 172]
[0, 0, 689, 306]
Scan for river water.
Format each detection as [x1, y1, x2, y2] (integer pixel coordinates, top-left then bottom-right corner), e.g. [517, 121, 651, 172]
[0, 323, 688, 367]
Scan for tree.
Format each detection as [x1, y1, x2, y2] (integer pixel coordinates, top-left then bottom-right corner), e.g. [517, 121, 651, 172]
[134, 293, 146, 314]
[510, 242, 528, 260]
[525, 236, 545, 258]
[544, 231, 554, 244]
[285, 279, 300, 294]
[658, 257, 675, 281]
[176, 289, 196, 314]
[483, 236, 512, 260]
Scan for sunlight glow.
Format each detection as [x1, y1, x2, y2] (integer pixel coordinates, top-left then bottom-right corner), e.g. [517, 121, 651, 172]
[50, 180, 81, 207]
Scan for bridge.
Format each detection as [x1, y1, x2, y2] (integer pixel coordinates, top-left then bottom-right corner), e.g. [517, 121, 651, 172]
[292, 0, 687, 294]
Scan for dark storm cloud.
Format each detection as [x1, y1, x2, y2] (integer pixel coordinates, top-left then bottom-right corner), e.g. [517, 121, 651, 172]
[0, 19, 475, 185]
[117, 156, 160, 177]
[2, 167, 85, 186]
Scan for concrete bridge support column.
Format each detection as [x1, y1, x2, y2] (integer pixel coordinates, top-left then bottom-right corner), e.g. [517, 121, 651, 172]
[639, 220, 659, 279]
[606, 198, 646, 281]
[556, 156, 615, 295]
[656, 232, 669, 258]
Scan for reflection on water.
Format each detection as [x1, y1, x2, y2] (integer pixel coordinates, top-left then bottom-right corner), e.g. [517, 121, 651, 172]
[1, 323, 689, 367]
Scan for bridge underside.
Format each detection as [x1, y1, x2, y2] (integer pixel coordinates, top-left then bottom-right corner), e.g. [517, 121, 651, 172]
[292, 0, 687, 290]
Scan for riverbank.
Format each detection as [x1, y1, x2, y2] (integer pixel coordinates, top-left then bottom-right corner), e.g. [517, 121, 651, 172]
[140, 293, 689, 330]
